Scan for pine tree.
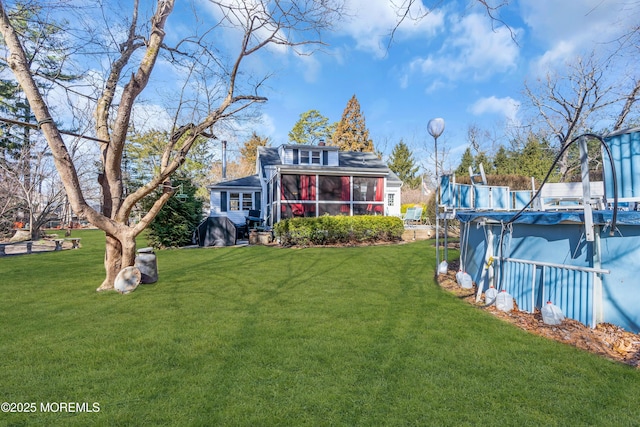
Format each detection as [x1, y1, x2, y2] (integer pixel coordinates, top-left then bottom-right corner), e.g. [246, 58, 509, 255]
[388, 140, 420, 189]
[493, 146, 512, 175]
[146, 175, 204, 249]
[288, 110, 335, 144]
[455, 147, 474, 177]
[240, 132, 269, 174]
[517, 135, 558, 182]
[330, 95, 374, 152]
[474, 151, 494, 175]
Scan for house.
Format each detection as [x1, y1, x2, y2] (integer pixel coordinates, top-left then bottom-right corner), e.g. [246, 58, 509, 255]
[205, 143, 402, 239]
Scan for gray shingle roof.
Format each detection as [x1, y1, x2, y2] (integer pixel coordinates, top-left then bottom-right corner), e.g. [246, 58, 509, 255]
[209, 174, 260, 189]
[258, 145, 401, 183]
[212, 145, 403, 188]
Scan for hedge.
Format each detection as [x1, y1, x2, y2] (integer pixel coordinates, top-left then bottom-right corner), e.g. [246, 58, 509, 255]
[273, 215, 404, 247]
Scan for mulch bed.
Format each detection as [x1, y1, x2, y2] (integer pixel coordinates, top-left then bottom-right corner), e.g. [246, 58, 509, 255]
[438, 261, 640, 367]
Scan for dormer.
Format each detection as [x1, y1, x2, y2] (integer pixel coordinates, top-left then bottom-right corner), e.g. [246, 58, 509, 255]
[278, 143, 339, 167]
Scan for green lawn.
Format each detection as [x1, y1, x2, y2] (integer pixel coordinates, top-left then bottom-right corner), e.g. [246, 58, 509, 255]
[1, 229, 640, 425]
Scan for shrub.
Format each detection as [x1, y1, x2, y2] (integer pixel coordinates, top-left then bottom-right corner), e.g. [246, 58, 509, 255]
[147, 177, 204, 249]
[273, 215, 404, 247]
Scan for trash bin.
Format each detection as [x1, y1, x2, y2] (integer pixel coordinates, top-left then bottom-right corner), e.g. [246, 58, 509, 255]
[135, 247, 158, 284]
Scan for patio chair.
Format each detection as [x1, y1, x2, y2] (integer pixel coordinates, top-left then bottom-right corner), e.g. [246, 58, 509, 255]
[402, 207, 422, 227]
[412, 206, 423, 225]
[245, 209, 264, 230]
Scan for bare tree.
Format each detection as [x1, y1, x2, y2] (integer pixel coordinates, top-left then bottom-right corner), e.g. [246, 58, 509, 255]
[388, 0, 514, 48]
[612, 16, 640, 129]
[524, 51, 639, 179]
[0, 136, 66, 239]
[0, 0, 343, 291]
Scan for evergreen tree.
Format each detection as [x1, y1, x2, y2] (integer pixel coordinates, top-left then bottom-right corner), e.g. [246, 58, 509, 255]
[126, 130, 213, 199]
[474, 151, 494, 175]
[288, 110, 335, 144]
[524, 136, 558, 182]
[455, 147, 474, 177]
[331, 94, 374, 152]
[147, 175, 204, 249]
[493, 146, 512, 175]
[240, 132, 269, 174]
[388, 140, 420, 189]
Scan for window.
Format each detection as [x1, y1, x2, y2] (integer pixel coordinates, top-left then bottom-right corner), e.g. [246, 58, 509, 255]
[230, 193, 240, 211]
[388, 193, 395, 207]
[300, 150, 309, 164]
[311, 151, 321, 164]
[242, 195, 252, 211]
[299, 150, 322, 165]
[229, 192, 254, 211]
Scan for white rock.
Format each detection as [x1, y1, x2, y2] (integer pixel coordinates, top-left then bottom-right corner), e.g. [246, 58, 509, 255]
[114, 266, 142, 294]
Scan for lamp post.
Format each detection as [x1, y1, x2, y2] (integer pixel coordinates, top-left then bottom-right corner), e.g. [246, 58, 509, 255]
[428, 118, 445, 274]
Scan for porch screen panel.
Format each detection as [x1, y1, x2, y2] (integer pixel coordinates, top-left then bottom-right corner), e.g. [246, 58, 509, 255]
[282, 174, 299, 200]
[341, 176, 351, 213]
[282, 174, 316, 217]
[319, 176, 342, 201]
[281, 202, 316, 218]
[353, 177, 384, 214]
[318, 203, 350, 216]
[300, 175, 316, 215]
[353, 177, 381, 201]
[300, 175, 316, 201]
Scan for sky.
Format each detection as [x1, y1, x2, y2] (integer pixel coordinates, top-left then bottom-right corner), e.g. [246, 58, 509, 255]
[13, 0, 634, 177]
[194, 0, 637, 172]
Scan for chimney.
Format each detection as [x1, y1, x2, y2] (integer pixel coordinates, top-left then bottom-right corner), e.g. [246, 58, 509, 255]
[318, 139, 325, 146]
[222, 140, 227, 179]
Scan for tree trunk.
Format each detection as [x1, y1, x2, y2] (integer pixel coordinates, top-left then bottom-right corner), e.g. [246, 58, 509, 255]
[96, 232, 137, 292]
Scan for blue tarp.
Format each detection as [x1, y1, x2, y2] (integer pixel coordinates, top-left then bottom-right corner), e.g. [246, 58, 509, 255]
[456, 210, 640, 226]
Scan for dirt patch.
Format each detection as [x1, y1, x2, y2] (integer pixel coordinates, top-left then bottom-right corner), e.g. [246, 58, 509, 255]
[438, 263, 640, 367]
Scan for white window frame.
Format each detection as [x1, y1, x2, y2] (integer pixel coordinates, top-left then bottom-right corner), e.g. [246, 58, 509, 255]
[299, 149, 321, 165]
[311, 150, 321, 164]
[230, 192, 254, 211]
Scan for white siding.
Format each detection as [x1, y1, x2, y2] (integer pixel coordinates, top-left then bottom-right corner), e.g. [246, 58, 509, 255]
[210, 190, 223, 215]
[226, 211, 246, 224]
[279, 146, 294, 164]
[326, 150, 339, 166]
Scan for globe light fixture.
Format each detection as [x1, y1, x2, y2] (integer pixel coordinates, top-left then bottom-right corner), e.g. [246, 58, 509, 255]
[428, 118, 445, 178]
[427, 118, 445, 139]
[428, 118, 445, 273]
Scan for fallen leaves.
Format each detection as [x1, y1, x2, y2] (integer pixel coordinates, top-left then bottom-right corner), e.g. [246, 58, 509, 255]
[437, 266, 640, 367]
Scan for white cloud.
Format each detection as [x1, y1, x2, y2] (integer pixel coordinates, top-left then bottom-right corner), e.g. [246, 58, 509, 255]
[520, 0, 638, 72]
[405, 12, 520, 85]
[296, 51, 323, 83]
[470, 96, 520, 124]
[424, 79, 449, 94]
[530, 41, 576, 76]
[256, 113, 277, 138]
[338, 0, 445, 58]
